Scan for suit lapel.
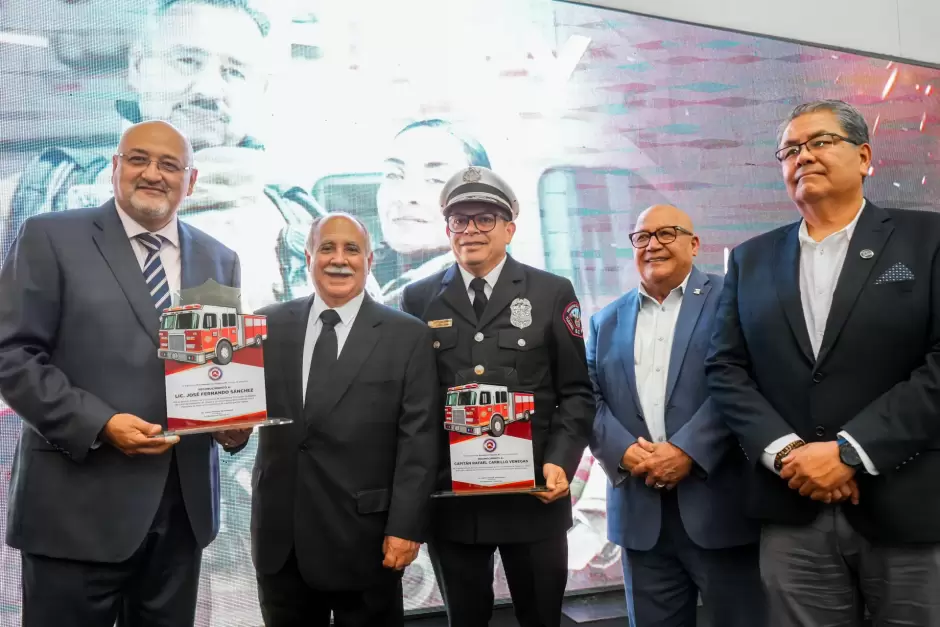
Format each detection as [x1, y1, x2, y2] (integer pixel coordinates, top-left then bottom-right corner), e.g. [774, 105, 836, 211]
[309, 295, 382, 423]
[178, 222, 211, 291]
[287, 297, 313, 422]
[665, 268, 709, 405]
[478, 256, 525, 329]
[816, 202, 893, 367]
[617, 291, 642, 413]
[773, 225, 814, 365]
[91, 200, 160, 346]
[439, 264, 477, 327]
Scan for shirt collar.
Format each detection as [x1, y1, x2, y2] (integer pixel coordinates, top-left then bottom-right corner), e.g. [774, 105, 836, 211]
[638, 270, 691, 307]
[798, 198, 866, 246]
[311, 290, 366, 327]
[459, 254, 508, 293]
[115, 202, 180, 248]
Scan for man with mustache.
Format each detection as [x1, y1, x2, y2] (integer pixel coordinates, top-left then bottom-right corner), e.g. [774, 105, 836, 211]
[707, 99, 940, 626]
[400, 166, 594, 627]
[0, 0, 315, 312]
[589, 204, 763, 626]
[251, 213, 439, 626]
[0, 120, 247, 626]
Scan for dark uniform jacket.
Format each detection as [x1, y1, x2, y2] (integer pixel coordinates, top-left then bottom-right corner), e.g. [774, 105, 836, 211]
[401, 254, 595, 544]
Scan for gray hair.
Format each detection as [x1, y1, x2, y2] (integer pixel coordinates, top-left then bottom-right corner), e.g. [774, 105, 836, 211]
[776, 99, 871, 147]
[305, 213, 373, 256]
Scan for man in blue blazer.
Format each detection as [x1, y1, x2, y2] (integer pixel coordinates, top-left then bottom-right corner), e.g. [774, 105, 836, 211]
[588, 205, 763, 627]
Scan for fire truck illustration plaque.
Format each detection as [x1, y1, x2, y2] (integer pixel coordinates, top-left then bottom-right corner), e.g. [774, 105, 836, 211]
[156, 280, 291, 436]
[438, 381, 545, 496]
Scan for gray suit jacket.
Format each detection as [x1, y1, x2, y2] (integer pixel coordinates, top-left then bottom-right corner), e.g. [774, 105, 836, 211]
[0, 200, 240, 563]
[588, 267, 758, 551]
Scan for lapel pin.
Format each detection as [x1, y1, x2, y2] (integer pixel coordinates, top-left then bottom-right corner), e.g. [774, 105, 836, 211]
[693, 288, 702, 295]
[860, 249, 874, 259]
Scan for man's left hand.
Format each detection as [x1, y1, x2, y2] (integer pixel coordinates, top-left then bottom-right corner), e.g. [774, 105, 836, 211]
[213, 428, 252, 450]
[535, 463, 570, 503]
[631, 438, 693, 489]
[382, 536, 419, 570]
[780, 441, 854, 496]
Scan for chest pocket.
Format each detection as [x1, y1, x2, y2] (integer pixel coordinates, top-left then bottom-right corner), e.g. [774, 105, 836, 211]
[497, 329, 549, 386]
[431, 328, 459, 384]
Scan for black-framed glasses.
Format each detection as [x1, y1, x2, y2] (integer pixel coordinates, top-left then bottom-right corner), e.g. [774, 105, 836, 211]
[446, 212, 504, 233]
[774, 133, 860, 163]
[628, 225, 694, 249]
[116, 152, 193, 175]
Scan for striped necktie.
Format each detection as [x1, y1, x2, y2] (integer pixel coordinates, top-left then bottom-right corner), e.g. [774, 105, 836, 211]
[136, 233, 170, 311]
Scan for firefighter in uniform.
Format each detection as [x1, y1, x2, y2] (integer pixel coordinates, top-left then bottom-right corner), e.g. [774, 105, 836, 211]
[400, 166, 594, 627]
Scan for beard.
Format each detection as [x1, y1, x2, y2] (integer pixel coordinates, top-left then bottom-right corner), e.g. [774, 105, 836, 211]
[129, 191, 173, 221]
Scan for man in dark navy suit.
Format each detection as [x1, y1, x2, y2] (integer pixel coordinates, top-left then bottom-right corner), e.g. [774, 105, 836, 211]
[707, 99, 940, 626]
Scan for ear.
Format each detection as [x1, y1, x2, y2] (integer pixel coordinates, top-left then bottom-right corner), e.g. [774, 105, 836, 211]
[304, 249, 313, 273]
[858, 142, 873, 178]
[186, 168, 199, 197]
[366, 250, 374, 273]
[690, 234, 700, 257]
[505, 221, 517, 243]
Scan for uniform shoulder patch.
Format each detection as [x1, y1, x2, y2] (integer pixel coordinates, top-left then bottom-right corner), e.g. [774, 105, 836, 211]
[562, 301, 583, 338]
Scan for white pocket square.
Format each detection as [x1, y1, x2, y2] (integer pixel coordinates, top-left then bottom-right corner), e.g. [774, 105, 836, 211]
[874, 262, 915, 284]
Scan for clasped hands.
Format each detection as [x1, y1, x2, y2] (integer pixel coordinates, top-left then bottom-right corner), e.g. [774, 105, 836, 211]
[779, 441, 859, 505]
[623, 437, 693, 489]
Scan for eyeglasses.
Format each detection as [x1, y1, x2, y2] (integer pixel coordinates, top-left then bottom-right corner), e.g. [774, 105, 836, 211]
[628, 225, 694, 249]
[446, 212, 505, 233]
[774, 133, 860, 163]
[116, 153, 193, 175]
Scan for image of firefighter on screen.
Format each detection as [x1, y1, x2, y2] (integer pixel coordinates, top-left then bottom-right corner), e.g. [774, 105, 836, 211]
[373, 118, 492, 306]
[0, 0, 320, 312]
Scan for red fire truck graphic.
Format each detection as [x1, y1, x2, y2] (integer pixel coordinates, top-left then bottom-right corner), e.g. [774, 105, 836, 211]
[444, 383, 534, 437]
[158, 304, 267, 365]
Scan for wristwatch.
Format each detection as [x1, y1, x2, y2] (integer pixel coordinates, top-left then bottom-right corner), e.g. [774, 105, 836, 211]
[837, 436, 863, 471]
[774, 439, 805, 472]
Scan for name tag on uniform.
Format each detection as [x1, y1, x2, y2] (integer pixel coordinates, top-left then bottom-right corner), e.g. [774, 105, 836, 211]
[428, 319, 453, 329]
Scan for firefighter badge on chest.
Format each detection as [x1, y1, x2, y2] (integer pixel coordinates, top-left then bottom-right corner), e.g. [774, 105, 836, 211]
[510, 298, 533, 329]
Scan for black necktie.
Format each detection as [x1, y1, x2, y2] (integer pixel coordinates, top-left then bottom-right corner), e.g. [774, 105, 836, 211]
[470, 277, 488, 320]
[305, 309, 341, 410]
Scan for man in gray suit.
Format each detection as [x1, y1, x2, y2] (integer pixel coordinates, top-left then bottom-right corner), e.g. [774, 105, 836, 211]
[0, 120, 247, 626]
[588, 205, 764, 626]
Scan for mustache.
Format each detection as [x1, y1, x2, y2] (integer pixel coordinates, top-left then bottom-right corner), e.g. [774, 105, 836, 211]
[324, 265, 354, 276]
[175, 96, 231, 123]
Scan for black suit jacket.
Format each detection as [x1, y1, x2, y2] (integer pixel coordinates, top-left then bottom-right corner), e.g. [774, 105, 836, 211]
[706, 201, 940, 543]
[0, 200, 240, 562]
[251, 294, 439, 590]
[400, 255, 595, 544]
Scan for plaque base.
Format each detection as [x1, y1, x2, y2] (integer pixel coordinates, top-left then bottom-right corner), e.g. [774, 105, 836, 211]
[431, 485, 550, 498]
[154, 417, 293, 437]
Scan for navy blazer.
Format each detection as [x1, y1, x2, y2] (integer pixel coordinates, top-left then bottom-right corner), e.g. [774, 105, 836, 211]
[588, 266, 758, 551]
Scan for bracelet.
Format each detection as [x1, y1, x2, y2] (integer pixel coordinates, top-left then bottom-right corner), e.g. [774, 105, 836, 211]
[774, 439, 806, 472]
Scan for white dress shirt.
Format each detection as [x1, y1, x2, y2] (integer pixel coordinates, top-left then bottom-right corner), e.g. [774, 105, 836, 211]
[762, 200, 878, 475]
[634, 273, 691, 443]
[302, 291, 365, 405]
[458, 255, 507, 303]
[115, 204, 182, 299]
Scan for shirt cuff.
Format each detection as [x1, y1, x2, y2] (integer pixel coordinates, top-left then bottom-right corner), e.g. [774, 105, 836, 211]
[761, 433, 802, 475]
[838, 431, 879, 475]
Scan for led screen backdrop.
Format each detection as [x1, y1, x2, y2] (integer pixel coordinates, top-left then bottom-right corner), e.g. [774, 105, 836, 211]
[0, 0, 938, 623]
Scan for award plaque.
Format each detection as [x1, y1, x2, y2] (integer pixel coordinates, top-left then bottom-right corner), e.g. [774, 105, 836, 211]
[155, 280, 291, 436]
[433, 373, 548, 497]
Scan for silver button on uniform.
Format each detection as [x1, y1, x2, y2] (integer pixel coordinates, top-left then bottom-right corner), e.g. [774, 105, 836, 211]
[474, 332, 484, 342]
[433, 340, 440, 349]
[517, 339, 526, 347]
